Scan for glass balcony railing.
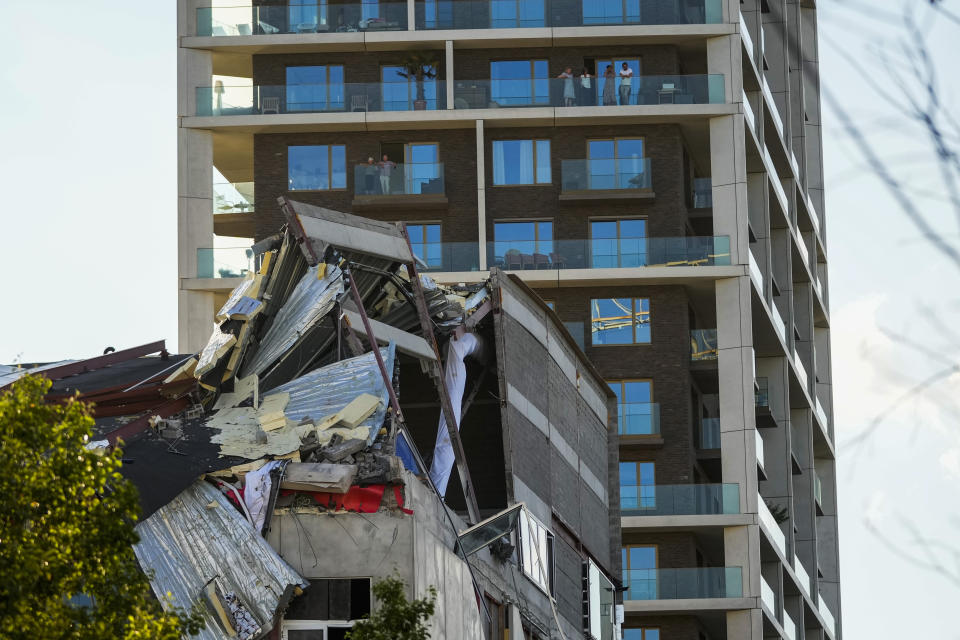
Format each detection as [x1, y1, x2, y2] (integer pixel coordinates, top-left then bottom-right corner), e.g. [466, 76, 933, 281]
[197, 247, 256, 279]
[795, 232, 810, 269]
[748, 249, 764, 292]
[692, 177, 712, 208]
[762, 76, 785, 141]
[487, 236, 731, 270]
[815, 396, 829, 429]
[452, 75, 724, 109]
[353, 163, 445, 197]
[743, 89, 756, 131]
[793, 348, 808, 390]
[784, 610, 797, 640]
[623, 567, 743, 600]
[197, 82, 447, 116]
[814, 473, 824, 508]
[616, 402, 660, 435]
[700, 417, 720, 449]
[415, 0, 722, 29]
[758, 495, 787, 556]
[794, 555, 812, 597]
[561, 158, 652, 192]
[740, 13, 755, 61]
[756, 430, 765, 469]
[690, 329, 718, 362]
[755, 377, 770, 409]
[771, 301, 787, 343]
[760, 575, 776, 613]
[196, 3, 408, 36]
[818, 595, 837, 636]
[620, 483, 739, 516]
[213, 181, 254, 214]
[408, 242, 481, 272]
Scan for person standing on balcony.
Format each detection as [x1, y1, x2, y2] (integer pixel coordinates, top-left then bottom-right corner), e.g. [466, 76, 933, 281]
[378, 154, 396, 195]
[363, 157, 377, 194]
[558, 67, 576, 107]
[618, 62, 633, 105]
[579, 67, 594, 106]
[602, 65, 616, 106]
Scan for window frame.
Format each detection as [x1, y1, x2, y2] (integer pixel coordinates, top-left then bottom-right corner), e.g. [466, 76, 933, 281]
[489, 59, 550, 106]
[589, 217, 648, 268]
[493, 219, 554, 262]
[585, 137, 648, 190]
[381, 64, 439, 111]
[622, 544, 658, 600]
[405, 221, 443, 270]
[287, 144, 347, 192]
[590, 297, 651, 346]
[517, 509, 555, 596]
[285, 64, 345, 112]
[623, 628, 661, 640]
[400, 142, 441, 194]
[491, 139, 552, 186]
[607, 378, 654, 434]
[619, 460, 655, 510]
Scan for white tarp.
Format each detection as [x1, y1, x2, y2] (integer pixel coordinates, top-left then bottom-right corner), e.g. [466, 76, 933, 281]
[244, 460, 284, 533]
[429, 333, 480, 495]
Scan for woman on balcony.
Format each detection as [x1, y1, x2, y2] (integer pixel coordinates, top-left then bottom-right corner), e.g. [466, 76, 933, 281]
[578, 67, 594, 106]
[602, 65, 616, 106]
[558, 67, 576, 107]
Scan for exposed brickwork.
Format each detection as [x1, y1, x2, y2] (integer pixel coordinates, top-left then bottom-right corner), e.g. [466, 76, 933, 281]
[622, 615, 703, 640]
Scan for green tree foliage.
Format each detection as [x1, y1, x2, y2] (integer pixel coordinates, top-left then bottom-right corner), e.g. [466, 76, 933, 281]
[0, 375, 203, 639]
[347, 577, 437, 640]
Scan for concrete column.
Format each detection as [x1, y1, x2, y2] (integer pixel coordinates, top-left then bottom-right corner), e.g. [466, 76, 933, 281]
[724, 525, 763, 640]
[707, 34, 742, 108]
[177, 25, 215, 353]
[445, 40, 455, 110]
[709, 114, 749, 265]
[476, 120, 487, 270]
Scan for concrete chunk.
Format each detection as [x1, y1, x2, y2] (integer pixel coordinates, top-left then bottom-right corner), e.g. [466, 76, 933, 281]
[279, 463, 357, 493]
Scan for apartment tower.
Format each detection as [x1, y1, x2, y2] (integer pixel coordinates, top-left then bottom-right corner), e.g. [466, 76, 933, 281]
[177, 0, 841, 637]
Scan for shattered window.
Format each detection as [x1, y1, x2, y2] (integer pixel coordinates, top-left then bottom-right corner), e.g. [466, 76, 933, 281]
[518, 510, 554, 594]
[586, 559, 616, 640]
[458, 503, 523, 556]
[288, 145, 347, 191]
[284, 578, 371, 621]
[591, 298, 650, 345]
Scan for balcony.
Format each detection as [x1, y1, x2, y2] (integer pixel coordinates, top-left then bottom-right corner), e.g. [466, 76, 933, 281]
[487, 236, 730, 270]
[793, 555, 812, 597]
[620, 483, 739, 516]
[814, 473, 824, 515]
[771, 300, 787, 344]
[760, 575, 776, 613]
[758, 495, 787, 557]
[617, 402, 660, 436]
[784, 610, 797, 640]
[814, 395, 829, 430]
[818, 595, 837, 637]
[453, 75, 724, 110]
[748, 249, 764, 293]
[623, 568, 743, 600]
[690, 329, 718, 362]
[755, 430, 765, 474]
[196, 2, 408, 36]
[792, 347, 808, 391]
[213, 181, 256, 237]
[560, 157, 652, 199]
[196, 82, 446, 117]
[755, 377, 778, 429]
[196, 246, 256, 279]
[699, 417, 720, 449]
[352, 162, 446, 209]
[416, 0, 722, 29]
[692, 177, 712, 209]
[409, 242, 480, 273]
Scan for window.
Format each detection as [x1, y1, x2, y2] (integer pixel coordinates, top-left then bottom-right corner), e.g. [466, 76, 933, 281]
[608, 380, 653, 434]
[518, 510, 554, 594]
[282, 578, 371, 640]
[493, 221, 553, 268]
[404, 142, 440, 194]
[544, 300, 555, 311]
[491, 60, 549, 106]
[491, 0, 545, 27]
[493, 140, 551, 185]
[620, 461, 655, 509]
[587, 138, 646, 189]
[289, 0, 328, 30]
[288, 145, 346, 191]
[406, 223, 442, 270]
[591, 298, 650, 345]
[582, 0, 639, 24]
[590, 219, 646, 268]
[623, 629, 660, 640]
[382, 65, 438, 111]
[585, 559, 616, 640]
[286, 65, 344, 111]
[622, 545, 657, 600]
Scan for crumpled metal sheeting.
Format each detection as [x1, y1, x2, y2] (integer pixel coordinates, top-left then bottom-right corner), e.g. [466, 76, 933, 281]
[133, 480, 306, 640]
[268, 345, 395, 445]
[196, 324, 236, 376]
[216, 273, 257, 320]
[241, 263, 344, 378]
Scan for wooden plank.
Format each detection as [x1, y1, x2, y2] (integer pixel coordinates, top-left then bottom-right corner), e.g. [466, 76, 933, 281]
[279, 463, 357, 493]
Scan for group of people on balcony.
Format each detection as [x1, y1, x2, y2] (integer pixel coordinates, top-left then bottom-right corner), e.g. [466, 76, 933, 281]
[557, 62, 633, 107]
[360, 155, 398, 195]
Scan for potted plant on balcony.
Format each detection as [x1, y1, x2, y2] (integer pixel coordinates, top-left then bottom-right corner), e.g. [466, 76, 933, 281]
[397, 52, 439, 110]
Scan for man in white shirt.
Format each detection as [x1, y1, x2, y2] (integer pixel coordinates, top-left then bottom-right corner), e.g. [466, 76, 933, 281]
[618, 62, 633, 106]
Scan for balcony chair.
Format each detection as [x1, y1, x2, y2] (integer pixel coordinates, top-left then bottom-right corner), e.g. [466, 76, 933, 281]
[533, 253, 551, 269]
[549, 252, 567, 269]
[237, 24, 252, 35]
[504, 252, 523, 270]
[351, 94, 368, 112]
[520, 253, 535, 269]
[261, 97, 280, 114]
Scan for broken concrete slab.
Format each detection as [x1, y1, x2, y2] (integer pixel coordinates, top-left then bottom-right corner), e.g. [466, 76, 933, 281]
[279, 463, 356, 493]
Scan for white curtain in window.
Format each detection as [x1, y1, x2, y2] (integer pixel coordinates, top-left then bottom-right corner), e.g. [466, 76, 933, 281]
[493, 141, 507, 185]
[518, 140, 534, 184]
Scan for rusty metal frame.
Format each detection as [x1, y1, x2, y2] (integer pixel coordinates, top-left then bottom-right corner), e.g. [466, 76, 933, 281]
[13, 340, 169, 386]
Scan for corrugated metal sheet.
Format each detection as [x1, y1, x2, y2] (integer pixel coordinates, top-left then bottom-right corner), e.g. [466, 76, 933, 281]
[133, 480, 306, 640]
[268, 345, 395, 445]
[241, 264, 343, 378]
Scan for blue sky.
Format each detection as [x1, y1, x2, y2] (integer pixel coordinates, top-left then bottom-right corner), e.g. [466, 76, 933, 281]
[1, 1, 957, 636]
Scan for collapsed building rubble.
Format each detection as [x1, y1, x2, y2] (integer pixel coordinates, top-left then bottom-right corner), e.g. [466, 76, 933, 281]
[6, 199, 624, 640]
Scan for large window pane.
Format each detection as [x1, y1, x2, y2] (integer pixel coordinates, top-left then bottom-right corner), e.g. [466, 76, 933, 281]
[592, 298, 650, 344]
[535, 140, 551, 183]
[286, 65, 343, 111]
[591, 219, 647, 267]
[288, 145, 345, 191]
[493, 139, 550, 185]
[407, 223, 442, 269]
[491, 60, 548, 106]
[382, 65, 437, 111]
[493, 221, 553, 265]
